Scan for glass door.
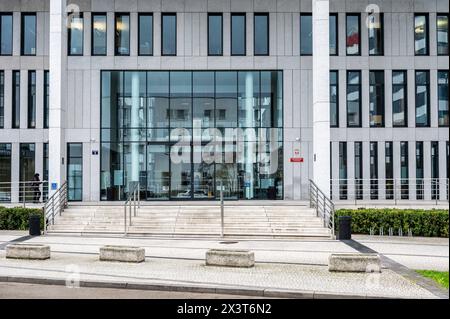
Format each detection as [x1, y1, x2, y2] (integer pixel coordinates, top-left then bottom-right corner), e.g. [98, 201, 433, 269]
[146, 144, 170, 200]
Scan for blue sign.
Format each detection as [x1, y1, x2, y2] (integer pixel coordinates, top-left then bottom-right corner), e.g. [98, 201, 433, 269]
[51, 183, 58, 190]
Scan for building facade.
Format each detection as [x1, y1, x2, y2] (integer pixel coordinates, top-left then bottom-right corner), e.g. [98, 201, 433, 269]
[0, 0, 448, 202]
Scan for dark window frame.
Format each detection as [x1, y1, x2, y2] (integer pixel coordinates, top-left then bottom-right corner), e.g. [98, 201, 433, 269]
[253, 13, 269, 56]
[438, 69, 449, 127]
[368, 12, 384, 56]
[392, 70, 408, 127]
[300, 13, 313, 56]
[207, 13, 223, 56]
[44, 70, 49, 128]
[346, 70, 362, 128]
[437, 13, 449, 56]
[414, 13, 429, 56]
[114, 12, 130, 56]
[21, 12, 37, 56]
[0, 70, 4, 128]
[12, 70, 20, 129]
[0, 12, 13, 56]
[91, 12, 107, 56]
[346, 13, 361, 56]
[330, 70, 339, 127]
[27, 70, 36, 128]
[231, 13, 246, 56]
[415, 70, 430, 127]
[329, 13, 338, 56]
[67, 12, 84, 56]
[161, 13, 177, 56]
[67, 143, 83, 202]
[138, 13, 154, 56]
[369, 70, 385, 127]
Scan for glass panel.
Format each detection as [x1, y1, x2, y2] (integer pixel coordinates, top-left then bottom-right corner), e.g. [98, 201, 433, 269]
[122, 72, 146, 129]
[92, 14, 107, 55]
[346, 15, 360, 55]
[392, 71, 407, 127]
[438, 71, 449, 126]
[385, 142, 394, 199]
[254, 14, 268, 55]
[19, 143, 35, 202]
[123, 142, 146, 198]
[12, 71, 20, 129]
[416, 142, 424, 199]
[193, 145, 215, 199]
[238, 71, 260, 127]
[44, 71, 49, 128]
[208, 14, 222, 56]
[437, 15, 449, 55]
[69, 13, 83, 55]
[0, 71, 3, 128]
[370, 142, 378, 199]
[354, 142, 363, 199]
[139, 14, 153, 55]
[400, 142, 409, 199]
[115, 14, 130, 55]
[300, 14, 312, 55]
[415, 71, 430, 127]
[162, 14, 176, 55]
[237, 141, 259, 199]
[347, 71, 361, 127]
[28, 71, 36, 128]
[368, 13, 383, 55]
[339, 142, 347, 200]
[22, 14, 36, 55]
[330, 71, 338, 127]
[369, 71, 384, 127]
[147, 144, 170, 200]
[101, 142, 124, 200]
[0, 143, 11, 202]
[0, 14, 13, 55]
[171, 140, 191, 199]
[329, 14, 338, 55]
[414, 15, 428, 55]
[231, 14, 245, 55]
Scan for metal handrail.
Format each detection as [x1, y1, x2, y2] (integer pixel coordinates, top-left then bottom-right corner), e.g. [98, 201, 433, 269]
[309, 179, 335, 239]
[0, 181, 49, 207]
[43, 181, 68, 234]
[124, 182, 140, 235]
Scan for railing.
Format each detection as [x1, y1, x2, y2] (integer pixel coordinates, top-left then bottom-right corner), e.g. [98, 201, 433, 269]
[309, 179, 335, 239]
[330, 178, 449, 205]
[0, 181, 49, 207]
[123, 182, 140, 235]
[43, 181, 68, 234]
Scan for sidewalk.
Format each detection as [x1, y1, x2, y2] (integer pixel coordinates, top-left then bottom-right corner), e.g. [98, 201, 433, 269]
[0, 231, 448, 299]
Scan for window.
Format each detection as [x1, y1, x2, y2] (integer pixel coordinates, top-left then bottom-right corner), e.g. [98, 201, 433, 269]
[67, 143, 83, 201]
[21, 13, 36, 55]
[347, 71, 361, 127]
[208, 13, 222, 56]
[44, 71, 49, 128]
[437, 14, 449, 55]
[330, 70, 338, 127]
[92, 13, 107, 56]
[416, 141, 424, 199]
[438, 70, 449, 127]
[400, 141, 409, 199]
[300, 14, 312, 55]
[68, 13, 83, 55]
[162, 13, 176, 56]
[254, 13, 269, 56]
[28, 71, 36, 128]
[339, 142, 347, 200]
[392, 70, 408, 127]
[414, 14, 428, 55]
[0, 13, 13, 55]
[369, 71, 385, 127]
[12, 71, 20, 129]
[139, 13, 153, 56]
[385, 142, 393, 199]
[370, 142, 379, 199]
[346, 14, 360, 55]
[368, 12, 383, 55]
[115, 13, 130, 56]
[431, 141, 439, 200]
[329, 14, 338, 55]
[19, 143, 35, 202]
[354, 142, 363, 200]
[415, 71, 430, 127]
[0, 143, 11, 202]
[0, 71, 3, 128]
[231, 13, 246, 55]
[43, 143, 48, 201]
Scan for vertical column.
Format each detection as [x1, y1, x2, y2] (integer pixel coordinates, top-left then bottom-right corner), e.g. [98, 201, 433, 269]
[438, 141, 447, 201]
[312, 0, 330, 196]
[423, 141, 432, 201]
[131, 72, 140, 184]
[49, 0, 67, 195]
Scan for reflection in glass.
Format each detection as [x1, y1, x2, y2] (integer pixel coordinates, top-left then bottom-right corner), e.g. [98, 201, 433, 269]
[0, 13, 13, 55]
[67, 143, 83, 201]
[115, 13, 130, 55]
[346, 14, 360, 55]
[0, 143, 11, 202]
[415, 71, 430, 127]
[392, 71, 407, 127]
[208, 14, 222, 56]
[369, 71, 384, 127]
[414, 15, 428, 55]
[438, 71, 449, 127]
[139, 14, 153, 56]
[68, 13, 83, 55]
[254, 14, 269, 55]
[231, 14, 246, 55]
[162, 14, 176, 55]
[330, 71, 338, 127]
[368, 13, 383, 55]
[329, 14, 338, 55]
[28, 71, 36, 128]
[347, 71, 361, 127]
[437, 15, 449, 55]
[21, 13, 36, 55]
[92, 14, 107, 55]
[300, 14, 312, 55]
[19, 143, 35, 202]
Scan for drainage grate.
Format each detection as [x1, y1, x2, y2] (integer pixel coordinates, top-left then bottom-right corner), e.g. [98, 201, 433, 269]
[219, 241, 238, 245]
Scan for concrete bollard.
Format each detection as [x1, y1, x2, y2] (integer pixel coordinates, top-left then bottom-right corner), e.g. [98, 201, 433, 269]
[206, 249, 255, 268]
[99, 245, 145, 263]
[6, 244, 50, 260]
[328, 253, 381, 273]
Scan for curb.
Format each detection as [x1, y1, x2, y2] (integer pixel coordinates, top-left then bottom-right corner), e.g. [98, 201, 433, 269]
[0, 275, 399, 299]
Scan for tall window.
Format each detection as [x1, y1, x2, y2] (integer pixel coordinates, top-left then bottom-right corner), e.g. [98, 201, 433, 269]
[12, 71, 20, 129]
[231, 13, 246, 56]
[208, 13, 222, 56]
[0, 13, 13, 55]
[0, 71, 3, 128]
[138, 13, 153, 56]
[339, 142, 347, 200]
[392, 70, 408, 127]
[44, 71, 49, 128]
[346, 14, 360, 55]
[19, 143, 35, 202]
[437, 14, 448, 55]
[300, 14, 312, 55]
[416, 141, 424, 199]
[347, 71, 361, 127]
[431, 141, 439, 200]
[329, 14, 338, 55]
[68, 13, 83, 55]
[0, 143, 11, 202]
[385, 142, 393, 199]
[115, 13, 130, 56]
[27, 71, 36, 128]
[415, 70, 430, 127]
[400, 141, 409, 199]
[370, 142, 378, 199]
[354, 142, 363, 200]
[92, 13, 107, 56]
[330, 70, 338, 127]
[162, 13, 176, 56]
[438, 70, 449, 127]
[254, 13, 269, 56]
[67, 143, 83, 201]
[21, 13, 36, 55]
[369, 70, 385, 127]
[368, 12, 383, 55]
[414, 14, 429, 55]
[43, 143, 49, 201]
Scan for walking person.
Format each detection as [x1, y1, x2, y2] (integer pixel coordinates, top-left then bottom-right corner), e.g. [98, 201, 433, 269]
[32, 173, 42, 203]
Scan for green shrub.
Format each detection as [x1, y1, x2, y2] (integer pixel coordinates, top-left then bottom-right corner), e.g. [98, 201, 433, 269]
[0, 206, 44, 230]
[335, 208, 449, 238]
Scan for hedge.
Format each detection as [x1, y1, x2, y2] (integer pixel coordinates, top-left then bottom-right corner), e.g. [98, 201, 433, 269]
[0, 206, 44, 230]
[335, 208, 449, 238]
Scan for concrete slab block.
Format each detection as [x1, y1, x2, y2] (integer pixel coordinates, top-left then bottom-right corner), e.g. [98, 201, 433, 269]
[6, 244, 50, 260]
[329, 253, 381, 273]
[99, 245, 145, 263]
[206, 249, 255, 268]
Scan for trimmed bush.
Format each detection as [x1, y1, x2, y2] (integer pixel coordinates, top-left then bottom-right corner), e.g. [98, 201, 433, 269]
[335, 208, 449, 238]
[0, 206, 44, 230]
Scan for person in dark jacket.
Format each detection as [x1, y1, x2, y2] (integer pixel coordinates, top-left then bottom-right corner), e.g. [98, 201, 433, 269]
[32, 173, 42, 203]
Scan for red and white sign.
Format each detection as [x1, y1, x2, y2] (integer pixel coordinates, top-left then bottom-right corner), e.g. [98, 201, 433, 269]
[290, 157, 304, 163]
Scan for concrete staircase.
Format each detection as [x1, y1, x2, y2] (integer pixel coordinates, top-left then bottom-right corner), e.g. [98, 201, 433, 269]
[46, 204, 332, 238]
